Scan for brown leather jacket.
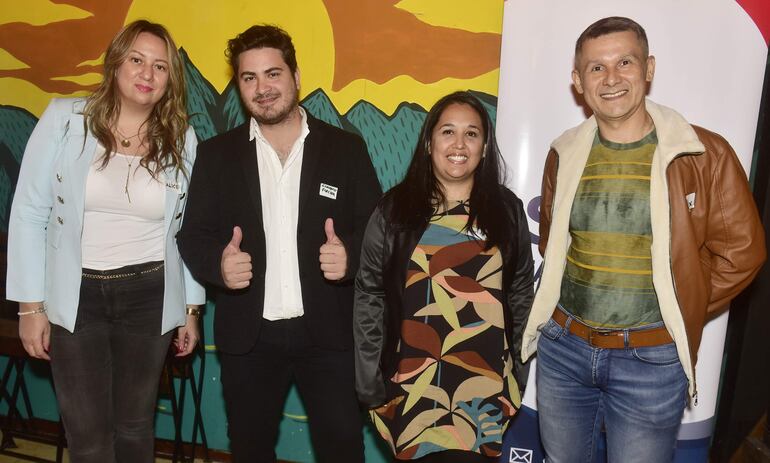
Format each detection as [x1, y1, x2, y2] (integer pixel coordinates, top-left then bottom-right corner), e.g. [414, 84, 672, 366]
[521, 100, 765, 396]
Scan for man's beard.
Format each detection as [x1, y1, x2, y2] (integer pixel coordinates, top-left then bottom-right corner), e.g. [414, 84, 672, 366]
[249, 89, 300, 126]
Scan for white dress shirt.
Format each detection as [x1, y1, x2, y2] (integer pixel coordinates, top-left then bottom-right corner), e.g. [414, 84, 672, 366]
[251, 109, 310, 320]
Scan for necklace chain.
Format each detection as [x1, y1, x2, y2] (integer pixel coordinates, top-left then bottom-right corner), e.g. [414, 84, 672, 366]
[113, 125, 146, 203]
[114, 126, 143, 148]
[123, 154, 138, 203]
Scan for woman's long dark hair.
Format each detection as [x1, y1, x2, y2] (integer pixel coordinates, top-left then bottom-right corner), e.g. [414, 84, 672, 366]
[388, 91, 508, 250]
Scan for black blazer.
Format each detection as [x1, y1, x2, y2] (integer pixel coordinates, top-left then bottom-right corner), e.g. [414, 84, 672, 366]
[178, 113, 382, 354]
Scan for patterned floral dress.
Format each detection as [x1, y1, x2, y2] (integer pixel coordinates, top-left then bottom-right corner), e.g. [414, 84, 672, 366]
[371, 201, 520, 460]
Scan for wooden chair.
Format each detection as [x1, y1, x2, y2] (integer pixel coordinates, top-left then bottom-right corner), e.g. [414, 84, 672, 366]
[0, 233, 65, 462]
[0, 315, 65, 463]
[158, 331, 211, 462]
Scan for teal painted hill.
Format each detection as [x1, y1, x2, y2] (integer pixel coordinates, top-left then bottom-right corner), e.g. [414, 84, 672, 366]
[0, 105, 36, 231]
[0, 50, 498, 229]
[181, 49, 498, 191]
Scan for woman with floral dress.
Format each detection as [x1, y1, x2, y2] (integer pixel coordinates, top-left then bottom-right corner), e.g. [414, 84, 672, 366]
[354, 91, 534, 462]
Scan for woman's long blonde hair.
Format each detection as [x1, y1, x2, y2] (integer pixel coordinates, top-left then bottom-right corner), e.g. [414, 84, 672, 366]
[84, 20, 188, 176]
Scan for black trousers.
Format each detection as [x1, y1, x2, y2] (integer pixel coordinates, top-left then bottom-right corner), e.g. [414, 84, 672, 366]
[219, 317, 364, 463]
[49, 262, 172, 463]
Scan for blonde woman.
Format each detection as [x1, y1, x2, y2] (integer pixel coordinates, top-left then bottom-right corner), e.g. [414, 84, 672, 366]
[7, 20, 204, 463]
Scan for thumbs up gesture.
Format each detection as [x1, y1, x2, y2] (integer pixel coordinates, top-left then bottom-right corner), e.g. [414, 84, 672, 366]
[221, 226, 252, 289]
[319, 218, 347, 281]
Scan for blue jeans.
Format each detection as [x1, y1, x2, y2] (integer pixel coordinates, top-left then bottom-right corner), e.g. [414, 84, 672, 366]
[536, 316, 688, 463]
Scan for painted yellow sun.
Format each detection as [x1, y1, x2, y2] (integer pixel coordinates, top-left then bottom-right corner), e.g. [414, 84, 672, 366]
[1, 0, 502, 117]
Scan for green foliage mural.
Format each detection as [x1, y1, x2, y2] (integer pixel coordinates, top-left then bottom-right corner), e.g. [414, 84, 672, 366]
[0, 106, 35, 232]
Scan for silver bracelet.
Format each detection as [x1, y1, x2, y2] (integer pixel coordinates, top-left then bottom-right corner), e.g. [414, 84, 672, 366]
[18, 306, 47, 316]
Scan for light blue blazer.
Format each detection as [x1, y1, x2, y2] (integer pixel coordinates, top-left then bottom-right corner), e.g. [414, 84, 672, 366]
[7, 98, 205, 334]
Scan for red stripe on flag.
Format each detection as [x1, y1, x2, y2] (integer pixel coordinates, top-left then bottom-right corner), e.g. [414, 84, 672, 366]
[737, 0, 770, 46]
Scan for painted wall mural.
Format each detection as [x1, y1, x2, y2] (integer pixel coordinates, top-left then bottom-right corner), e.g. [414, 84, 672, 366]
[0, 1, 504, 461]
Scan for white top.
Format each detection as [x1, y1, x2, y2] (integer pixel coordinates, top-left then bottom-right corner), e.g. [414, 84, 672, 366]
[81, 150, 165, 270]
[251, 109, 310, 321]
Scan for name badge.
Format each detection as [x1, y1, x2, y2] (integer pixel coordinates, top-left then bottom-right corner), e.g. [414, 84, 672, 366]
[319, 183, 338, 200]
[166, 181, 182, 193]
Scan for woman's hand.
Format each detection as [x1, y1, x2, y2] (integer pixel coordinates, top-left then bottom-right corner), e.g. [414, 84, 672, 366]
[18, 302, 51, 360]
[174, 309, 200, 357]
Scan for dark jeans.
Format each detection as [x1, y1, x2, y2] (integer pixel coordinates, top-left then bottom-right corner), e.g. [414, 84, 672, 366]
[49, 262, 172, 463]
[220, 317, 364, 463]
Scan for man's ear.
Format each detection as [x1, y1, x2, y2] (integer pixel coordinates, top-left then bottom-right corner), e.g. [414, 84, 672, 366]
[645, 55, 656, 82]
[294, 69, 301, 89]
[572, 69, 584, 94]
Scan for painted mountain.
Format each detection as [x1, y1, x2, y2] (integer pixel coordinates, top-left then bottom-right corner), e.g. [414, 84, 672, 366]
[0, 49, 498, 231]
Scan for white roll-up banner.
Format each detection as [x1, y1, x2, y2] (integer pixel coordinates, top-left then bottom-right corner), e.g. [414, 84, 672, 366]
[496, 1, 768, 461]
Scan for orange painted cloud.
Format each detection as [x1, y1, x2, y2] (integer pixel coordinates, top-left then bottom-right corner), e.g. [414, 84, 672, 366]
[322, 0, 501, 91]
[0, 0, 131, 93]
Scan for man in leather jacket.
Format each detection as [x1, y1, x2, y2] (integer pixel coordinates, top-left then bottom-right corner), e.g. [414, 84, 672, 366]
[521, 16, 765, 462]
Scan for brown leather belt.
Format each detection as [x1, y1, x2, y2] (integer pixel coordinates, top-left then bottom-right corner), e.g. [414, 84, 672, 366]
[551, 309, 673, 349]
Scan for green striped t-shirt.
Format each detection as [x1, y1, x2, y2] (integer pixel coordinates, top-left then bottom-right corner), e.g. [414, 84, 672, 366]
[558, 130, 662, 328]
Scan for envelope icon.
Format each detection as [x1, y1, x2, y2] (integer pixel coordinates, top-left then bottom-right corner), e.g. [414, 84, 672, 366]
[510, 447, 533, 463]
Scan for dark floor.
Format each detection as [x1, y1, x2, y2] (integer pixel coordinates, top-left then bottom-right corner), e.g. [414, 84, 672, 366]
[0, 436, 217, 462]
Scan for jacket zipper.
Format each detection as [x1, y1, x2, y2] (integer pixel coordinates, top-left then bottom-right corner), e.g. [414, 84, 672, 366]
[665, 150, 702, 402]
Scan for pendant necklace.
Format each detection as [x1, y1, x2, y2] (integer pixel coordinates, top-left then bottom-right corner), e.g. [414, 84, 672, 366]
[115, 126, 141, 148]
[123, 154, 138, 203]
[114, 125, 144, 203]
